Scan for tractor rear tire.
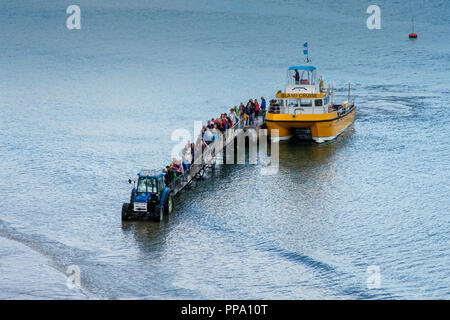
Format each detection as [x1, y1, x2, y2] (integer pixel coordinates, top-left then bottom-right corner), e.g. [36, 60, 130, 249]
[122, 203, 131, 220]
[164, 193, 174, 215]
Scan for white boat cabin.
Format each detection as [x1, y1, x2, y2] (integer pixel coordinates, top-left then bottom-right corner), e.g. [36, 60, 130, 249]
[272, 66, 334, 115]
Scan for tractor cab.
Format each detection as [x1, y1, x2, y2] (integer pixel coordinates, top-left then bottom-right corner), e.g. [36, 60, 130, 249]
[135, 170, 165, 197]
[122, 169, 174, 221]
[133, 170, 165, 209]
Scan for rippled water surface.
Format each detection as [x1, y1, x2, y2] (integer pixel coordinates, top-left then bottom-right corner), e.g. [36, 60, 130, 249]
[0, 0, 449, 299]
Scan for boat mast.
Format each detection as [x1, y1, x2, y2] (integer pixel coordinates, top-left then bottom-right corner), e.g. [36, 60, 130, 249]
[303, 42, 310, 65]
[302, 42, 312, 84]
[412, 17, 415, 33]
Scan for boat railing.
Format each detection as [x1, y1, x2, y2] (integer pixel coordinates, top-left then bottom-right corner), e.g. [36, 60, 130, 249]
[168, 111, 264, 193]
[293, 107, 304, 118]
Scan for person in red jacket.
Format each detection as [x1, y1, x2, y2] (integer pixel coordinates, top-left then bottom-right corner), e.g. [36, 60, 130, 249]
[221, 113, 230, 129]
[254, 98, 260, 122]
[215, 118, 225, 132]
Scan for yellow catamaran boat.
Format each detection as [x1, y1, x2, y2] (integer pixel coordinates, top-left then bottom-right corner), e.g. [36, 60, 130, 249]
[266, 51, 356, 143]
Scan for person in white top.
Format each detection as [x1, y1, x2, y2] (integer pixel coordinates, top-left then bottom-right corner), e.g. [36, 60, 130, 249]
[228, 109, 237, 127]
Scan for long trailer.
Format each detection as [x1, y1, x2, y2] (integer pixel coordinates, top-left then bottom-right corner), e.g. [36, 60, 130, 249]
[122, 118, 265, 221]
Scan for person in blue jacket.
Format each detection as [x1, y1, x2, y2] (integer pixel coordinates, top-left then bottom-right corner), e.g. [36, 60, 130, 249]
[260, 97, 266, 120]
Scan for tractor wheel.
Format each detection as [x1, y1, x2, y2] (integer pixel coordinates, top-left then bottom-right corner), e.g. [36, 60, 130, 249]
[164, 193, 174, 215]
[122, 203, 131, 220]
[154, 206, 164, 222]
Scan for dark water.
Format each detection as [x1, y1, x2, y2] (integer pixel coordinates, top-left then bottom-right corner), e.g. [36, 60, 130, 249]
[0, 0, 449, 299]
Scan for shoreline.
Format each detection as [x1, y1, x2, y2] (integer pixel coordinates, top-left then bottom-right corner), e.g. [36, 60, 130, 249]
[0, 236, 86, 299]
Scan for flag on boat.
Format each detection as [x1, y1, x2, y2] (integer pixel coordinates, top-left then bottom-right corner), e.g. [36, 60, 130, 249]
[303, 42, 308, 55]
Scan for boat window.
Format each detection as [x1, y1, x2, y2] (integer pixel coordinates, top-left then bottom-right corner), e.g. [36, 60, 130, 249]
[277, 99, 284, 107]
[314, 99, 323, 106]
[324, 96, 329, 104]
[300, 99, 312, 107]
[287, 99, 298, 108]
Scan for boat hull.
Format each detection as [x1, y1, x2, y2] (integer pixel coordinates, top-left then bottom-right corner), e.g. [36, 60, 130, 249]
[265, 106, 356, 143]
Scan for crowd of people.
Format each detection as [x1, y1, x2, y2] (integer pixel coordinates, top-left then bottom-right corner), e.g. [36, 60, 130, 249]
[162, 97, 267, 188]
[238, 97, 267, 126]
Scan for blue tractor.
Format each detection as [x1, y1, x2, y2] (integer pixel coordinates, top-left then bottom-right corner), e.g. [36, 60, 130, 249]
[122, 169, 174, 221]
